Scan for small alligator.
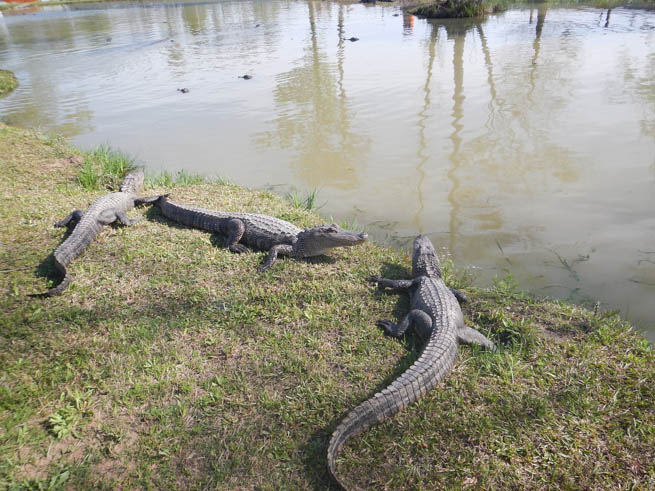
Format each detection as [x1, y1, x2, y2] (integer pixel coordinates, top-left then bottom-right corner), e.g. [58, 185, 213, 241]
[148, 195, 368, 271]
[327, 235, 496, 489]
[35, 171, 149, 297]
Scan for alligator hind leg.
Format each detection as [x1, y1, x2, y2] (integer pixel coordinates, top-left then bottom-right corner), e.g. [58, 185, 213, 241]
[114, 210, 141, 226]
[224, 219, 249, 253]
[449, 288, 468, 304]
[377, 309, 433, 340]
[457, 325, 496, 351]
[55, 210, 83, 228]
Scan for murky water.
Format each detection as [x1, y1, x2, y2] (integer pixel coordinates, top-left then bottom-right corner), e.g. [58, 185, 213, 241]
[1, 1, 654, 339]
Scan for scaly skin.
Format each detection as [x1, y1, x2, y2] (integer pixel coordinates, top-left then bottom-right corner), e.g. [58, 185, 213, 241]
[327, 235, 496, 489]
[151, 196, 368, 271]
[37, 171, 148, 297]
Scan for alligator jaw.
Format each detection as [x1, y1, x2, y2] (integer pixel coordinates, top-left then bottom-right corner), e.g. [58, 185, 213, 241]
[412, 234, 442, 279]
[295, 224, 368, 257]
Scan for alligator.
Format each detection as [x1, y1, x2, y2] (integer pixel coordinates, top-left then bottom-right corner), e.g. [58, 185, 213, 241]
[35, 171, 150, 297]
[148, 195, 368, 271]
[327, 235, 496, 489]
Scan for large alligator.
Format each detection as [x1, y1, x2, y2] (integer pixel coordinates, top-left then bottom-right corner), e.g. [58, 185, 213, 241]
[327, 235, 496, 489]
[35, 171, 149, 297]
[148, 195, 368, 271]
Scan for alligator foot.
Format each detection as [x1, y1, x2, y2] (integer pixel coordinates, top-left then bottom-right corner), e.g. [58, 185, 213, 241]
[229, 244, 249, 254]
[376, 319, 400, 336]
[258, 244, 293, 273]
[115, 211, 142, 226]
[377, 309, 433, 340]
[368, 275, 415, 290]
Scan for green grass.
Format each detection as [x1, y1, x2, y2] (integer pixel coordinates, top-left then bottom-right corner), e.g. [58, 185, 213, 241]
[1, 125, 654, 489]
[286, 188, 320, 211]
[78, 145, 138, 191]
[0, 69, 18, 97]
[144, 169, 210, 189]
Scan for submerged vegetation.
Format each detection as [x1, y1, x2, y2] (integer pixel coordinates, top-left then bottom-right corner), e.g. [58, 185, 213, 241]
[0, 125, 654, 488]
[0, 70, 18, 97]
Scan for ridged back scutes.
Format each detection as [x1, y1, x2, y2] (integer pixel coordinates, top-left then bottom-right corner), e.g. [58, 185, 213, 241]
[159, 199, 302, 249]
[54, 191, 134, 266]
[328, 274, 460, 488]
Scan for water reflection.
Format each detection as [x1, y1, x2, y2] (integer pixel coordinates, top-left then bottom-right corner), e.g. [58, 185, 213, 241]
[255, 1, 370, 189]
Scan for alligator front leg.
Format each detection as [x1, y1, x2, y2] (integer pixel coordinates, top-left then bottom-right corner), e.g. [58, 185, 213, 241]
[134, 196, 164, 206]
[457, 325, 497, 351]
[258, 244, 293, 272]
[377, 309, 433, 340]
[370, 276, 466, 304]
[55, 210, 83, 228]
[368, 276, 416, 290]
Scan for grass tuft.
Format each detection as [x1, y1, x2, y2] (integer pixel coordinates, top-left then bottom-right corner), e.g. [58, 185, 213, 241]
[286, 188, 320, 211]
[78, 145, 138, 191]
[145, 169, 208, 189]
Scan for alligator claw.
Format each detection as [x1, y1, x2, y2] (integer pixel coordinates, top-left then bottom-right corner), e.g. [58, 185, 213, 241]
[376, 320, 395, 334]
[229, 244, 249, 254]
[367, 275, 381, 284]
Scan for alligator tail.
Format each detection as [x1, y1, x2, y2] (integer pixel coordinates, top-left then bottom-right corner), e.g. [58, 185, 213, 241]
[33, 227, 91, 298]
[327, 397, 383, 490]
[32, 257, 70, 297]
[327, 338, 458, 489]
[42, 271, 71, 296]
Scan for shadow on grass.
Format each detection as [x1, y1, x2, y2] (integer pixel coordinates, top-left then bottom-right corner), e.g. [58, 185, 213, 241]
[300, 427, 341, 490]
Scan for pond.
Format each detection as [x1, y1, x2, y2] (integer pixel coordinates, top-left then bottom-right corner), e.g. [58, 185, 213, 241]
[1, 0, 654, 340]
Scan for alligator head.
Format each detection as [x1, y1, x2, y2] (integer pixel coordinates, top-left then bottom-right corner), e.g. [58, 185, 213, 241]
[294, 224, 368, 257]
[412, 235, 442, 279]
[119, 170, 145, 193]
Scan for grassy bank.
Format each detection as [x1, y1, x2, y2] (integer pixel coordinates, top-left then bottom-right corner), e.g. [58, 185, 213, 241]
[0, 70, 18, 97]
[1, 125, 654, 489]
